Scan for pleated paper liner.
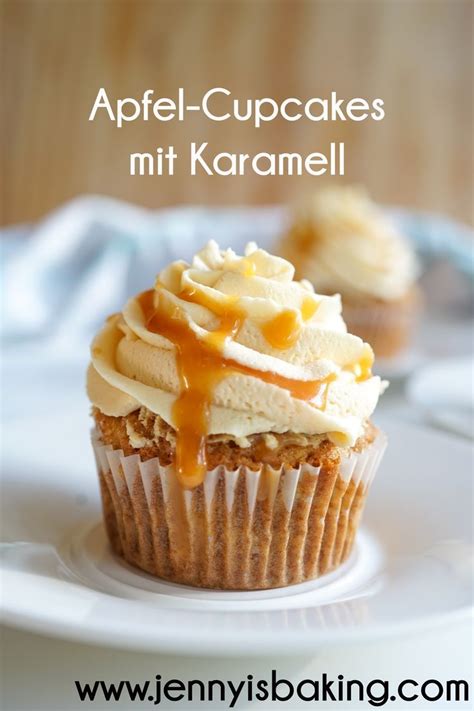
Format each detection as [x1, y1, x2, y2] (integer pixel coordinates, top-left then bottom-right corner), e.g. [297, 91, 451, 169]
[342, 290, 422, 360]
[92, 430, 386, 591]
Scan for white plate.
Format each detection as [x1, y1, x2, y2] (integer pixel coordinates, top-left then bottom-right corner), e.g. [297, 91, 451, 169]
[374, 348, 425, 381]
[1, 360, 473, 656]
[407, 356, 474, 439]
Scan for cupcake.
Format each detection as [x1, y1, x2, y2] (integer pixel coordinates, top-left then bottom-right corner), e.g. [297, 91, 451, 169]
[278, 186, 421, 359]
[87, 241, 387, 590]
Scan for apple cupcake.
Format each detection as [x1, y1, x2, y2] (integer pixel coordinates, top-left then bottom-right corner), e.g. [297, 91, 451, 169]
[87, 241, 387, 590]
[278, 187, 421, 359]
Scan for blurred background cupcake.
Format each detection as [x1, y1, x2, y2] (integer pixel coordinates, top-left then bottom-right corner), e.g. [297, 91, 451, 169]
[278, 186, 422, 359]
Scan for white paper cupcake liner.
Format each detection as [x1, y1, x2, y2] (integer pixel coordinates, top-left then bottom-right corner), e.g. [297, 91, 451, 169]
[92, 429, 386, 590]
[342, 289, 422, 358]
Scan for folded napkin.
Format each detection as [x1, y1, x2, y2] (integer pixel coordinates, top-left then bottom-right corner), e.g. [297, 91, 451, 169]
[1, 196, 283, 352]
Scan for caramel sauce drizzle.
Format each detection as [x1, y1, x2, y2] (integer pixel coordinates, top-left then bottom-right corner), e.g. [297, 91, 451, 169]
[178, 286, 245, 350]
[237, 255, 258, 277]
[347, 346, 374, 382]
[261, 296, 319, 350]
[137, 288, 332, 487]
[262, 310, 301, 350]
[301, 295, 319, 321]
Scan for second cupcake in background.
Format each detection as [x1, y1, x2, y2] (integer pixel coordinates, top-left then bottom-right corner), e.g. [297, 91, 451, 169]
[278, 186, 421, 359]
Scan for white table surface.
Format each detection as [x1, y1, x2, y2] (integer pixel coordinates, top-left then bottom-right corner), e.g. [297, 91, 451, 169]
[1, 619, 472, 711]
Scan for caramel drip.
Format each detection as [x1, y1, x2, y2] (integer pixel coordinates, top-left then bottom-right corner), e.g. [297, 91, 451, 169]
[301, 295, 319, 321]
[177, 286, 245, 349]
[262, 310, 301, 349]
[176, 287, 324, 398]
[137, 289, 333, 487]
[256, 465, 279, 503]
[224, 357, 328, 400]
[139, 290, 229, 487]
[347, 346, 374, 382]
[261, 296, 319, 350]
[318, 373, 338, 409]
[238, 255, 258, 277]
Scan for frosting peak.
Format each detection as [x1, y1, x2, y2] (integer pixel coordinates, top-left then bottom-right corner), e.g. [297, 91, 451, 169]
[88, 241, 386, 486]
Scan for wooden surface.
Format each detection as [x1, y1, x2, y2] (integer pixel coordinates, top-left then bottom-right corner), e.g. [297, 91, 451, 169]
[2, 0, 473, 226]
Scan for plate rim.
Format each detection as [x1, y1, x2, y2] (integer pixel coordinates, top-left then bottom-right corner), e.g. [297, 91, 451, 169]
[1, 417, 473, 656]
[1, 592, 472, 656]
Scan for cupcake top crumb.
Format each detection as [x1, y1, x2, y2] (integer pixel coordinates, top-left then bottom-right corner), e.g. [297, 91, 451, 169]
[93, 406, 378, 472]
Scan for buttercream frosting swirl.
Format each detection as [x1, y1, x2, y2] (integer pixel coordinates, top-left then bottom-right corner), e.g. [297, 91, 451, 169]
[88, 241, 385, 462]
[282, 186, 419, 301]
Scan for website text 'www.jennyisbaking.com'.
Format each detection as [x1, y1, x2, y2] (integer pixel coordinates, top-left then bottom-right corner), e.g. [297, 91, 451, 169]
[75, 671, 469, 707]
